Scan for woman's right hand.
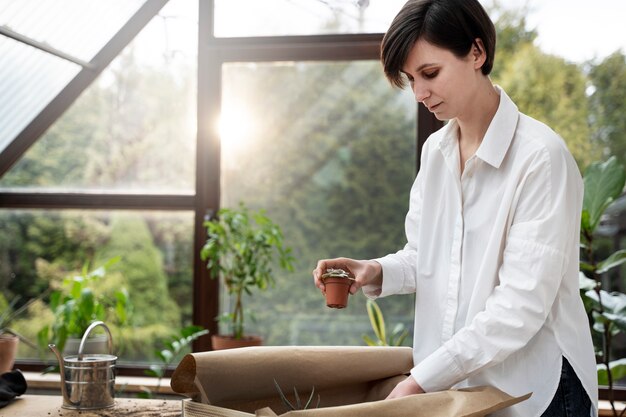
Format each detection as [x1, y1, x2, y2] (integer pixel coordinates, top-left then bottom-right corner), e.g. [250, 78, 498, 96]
[312, 257, 383, 295]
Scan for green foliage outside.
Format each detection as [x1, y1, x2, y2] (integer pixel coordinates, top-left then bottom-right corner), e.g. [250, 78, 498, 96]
[0, 211, 192, 363]
[589, 51, 626, 167]
[579, 157, 626, 414]
[95, 216, 181, 327]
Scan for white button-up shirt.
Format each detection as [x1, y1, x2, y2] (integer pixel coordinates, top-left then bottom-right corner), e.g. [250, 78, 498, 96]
[365, 87, 598, 416]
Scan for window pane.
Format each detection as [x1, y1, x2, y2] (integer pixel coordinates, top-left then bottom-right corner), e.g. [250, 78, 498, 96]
[0, 209, 194, 365]
[0, 0, 197, 193]
[0, 0, 145, 61]
[0, 36, 80, 154]
[219, 60, 417, 345]
[214, 0, 407, 37]
[0, 0, 145, 154]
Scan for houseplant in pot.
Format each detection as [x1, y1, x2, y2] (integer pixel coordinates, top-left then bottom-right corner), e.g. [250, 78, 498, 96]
[37, 257, 130, 355]
[201, 203, 294, 350]
[578, 157, 626, 416]
[321, 268, 355, 309]
[0, 294, 40, 373]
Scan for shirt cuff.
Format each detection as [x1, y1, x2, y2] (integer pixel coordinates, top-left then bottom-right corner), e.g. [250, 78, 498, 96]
[361, 255, 407, 299]
[410, 345, 464, 393]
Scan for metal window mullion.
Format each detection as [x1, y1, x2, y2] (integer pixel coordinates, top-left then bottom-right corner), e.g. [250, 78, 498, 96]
[0, 25, 95, 69]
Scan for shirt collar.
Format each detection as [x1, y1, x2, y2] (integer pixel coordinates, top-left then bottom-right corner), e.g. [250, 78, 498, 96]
[437, 86, 519, 170]
[475, 86, 519, 169]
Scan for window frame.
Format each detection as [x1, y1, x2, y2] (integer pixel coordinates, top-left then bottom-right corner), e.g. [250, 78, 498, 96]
[1, 0, 436, 375]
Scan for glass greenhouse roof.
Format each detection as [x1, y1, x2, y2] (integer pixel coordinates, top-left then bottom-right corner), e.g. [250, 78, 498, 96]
[0, 0, 146, 154]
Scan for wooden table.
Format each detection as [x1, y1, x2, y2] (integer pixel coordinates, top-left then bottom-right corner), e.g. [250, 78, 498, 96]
[3, 394, 623, 416]
[0, 395, 182, 417]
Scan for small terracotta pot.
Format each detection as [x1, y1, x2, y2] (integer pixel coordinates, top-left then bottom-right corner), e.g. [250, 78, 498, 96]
[211, 334, 263, 350]
[323, 277, 352, 309]
[0, 334, 19, 373]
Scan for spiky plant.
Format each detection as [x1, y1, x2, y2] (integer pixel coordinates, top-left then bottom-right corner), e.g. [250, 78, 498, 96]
[273, 379, 321, 411]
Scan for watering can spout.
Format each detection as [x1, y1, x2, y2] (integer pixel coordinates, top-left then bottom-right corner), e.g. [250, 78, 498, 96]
[49, 343, 76, 406]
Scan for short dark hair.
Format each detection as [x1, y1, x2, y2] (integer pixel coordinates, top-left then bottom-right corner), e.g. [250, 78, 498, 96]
[381, 0, 496, 88]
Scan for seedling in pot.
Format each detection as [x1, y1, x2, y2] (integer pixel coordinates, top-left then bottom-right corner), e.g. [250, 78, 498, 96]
[321, 268, 355, 309]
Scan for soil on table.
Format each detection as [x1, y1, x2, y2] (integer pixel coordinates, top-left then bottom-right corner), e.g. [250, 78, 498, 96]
[51, 398, 181, 417]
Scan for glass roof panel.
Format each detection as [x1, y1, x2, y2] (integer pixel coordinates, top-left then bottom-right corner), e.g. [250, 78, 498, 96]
[0, 0, 197, 194]
[0, 35, 81, 154]
[214, 0, 407, 37]
[0, 0, 145, 62]
[0, 0, 149, 155]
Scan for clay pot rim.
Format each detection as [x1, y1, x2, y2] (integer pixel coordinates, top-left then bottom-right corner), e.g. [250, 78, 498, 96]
[0, 333, 18, 340]
[212, 334, 263, 341]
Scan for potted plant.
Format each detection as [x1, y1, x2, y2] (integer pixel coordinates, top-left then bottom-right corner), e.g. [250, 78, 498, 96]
[321, 268, 355, 309]
[37, 257, 130, 355]
[578, 156, 626, 416]
[201, 203, 294, 350]
[0, 294, 40, 373]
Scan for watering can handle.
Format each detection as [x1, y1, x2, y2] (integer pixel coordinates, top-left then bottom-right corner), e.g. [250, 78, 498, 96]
[78, 321, 113, 360]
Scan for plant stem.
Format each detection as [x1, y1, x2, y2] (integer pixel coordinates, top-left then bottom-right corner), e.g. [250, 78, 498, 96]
[234, 288, 243, 339]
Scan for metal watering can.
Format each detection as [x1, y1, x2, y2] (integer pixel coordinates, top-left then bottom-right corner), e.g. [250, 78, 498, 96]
[49, 321, 116, 410]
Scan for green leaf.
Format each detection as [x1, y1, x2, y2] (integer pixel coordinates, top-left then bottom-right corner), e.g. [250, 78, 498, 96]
[597, 358, 626, 385]
[274, 379, 295, 411]
[389, 323, 409, 347]
[579, 261, 595, 273]
[580, 210, 591, 236]
[37, 327, 49, 351]
[144, 368, 160, 378]
[137, 388, 153, 399]
[362, 334, 381, 346]
[603, 312, 626, 333]
[293, 387, 301, 410]
[181, 325, 203, 338]
[582, 157, 626, 233]
[366, 299, 386, 345]
[304, 386, 316, 409]
[597, 250, 626, 274]
[158, 349, 173, 363]
[579, 272, 597, 291]
[586, 290, 626, 313]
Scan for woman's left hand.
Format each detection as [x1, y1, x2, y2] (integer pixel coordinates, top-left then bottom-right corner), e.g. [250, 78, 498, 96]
[386, 376, 425, 399]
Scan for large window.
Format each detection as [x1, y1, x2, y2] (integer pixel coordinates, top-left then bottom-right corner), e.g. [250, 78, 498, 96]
[0, 0, 199, 370]
[214, 0, 407, 37]
[220, 60, 417, 344]
[0, 209, 193, 365]
[1, 0, 423, 372]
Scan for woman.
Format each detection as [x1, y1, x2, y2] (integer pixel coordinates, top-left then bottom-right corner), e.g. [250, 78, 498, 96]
[312, 1, 597, 416]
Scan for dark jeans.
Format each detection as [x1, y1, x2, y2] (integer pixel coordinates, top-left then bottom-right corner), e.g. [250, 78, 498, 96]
[541, 356, 592, 416]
